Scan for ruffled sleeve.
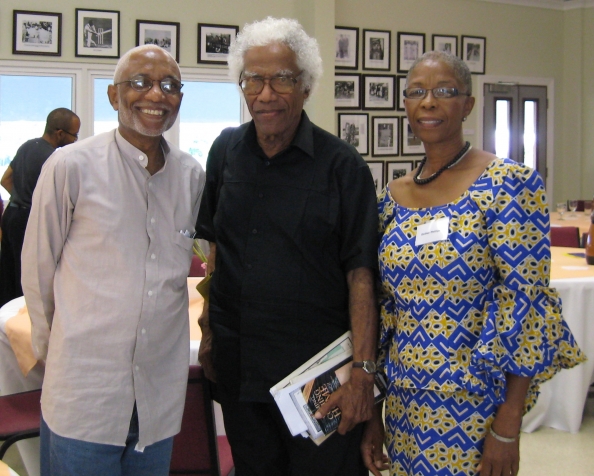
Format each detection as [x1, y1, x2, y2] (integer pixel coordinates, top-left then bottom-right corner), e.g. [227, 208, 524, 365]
[464, 160, 585, 411]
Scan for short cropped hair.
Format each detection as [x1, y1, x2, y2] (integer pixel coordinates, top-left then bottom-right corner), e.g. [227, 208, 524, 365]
[44, 108, 79, 134]
[113, 44, 180, 83]
[228, 17, 323, 98]
[407, 51, 472, 96]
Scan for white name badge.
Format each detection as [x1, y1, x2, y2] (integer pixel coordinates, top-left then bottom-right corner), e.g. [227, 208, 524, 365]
[415, 217, 450, 246]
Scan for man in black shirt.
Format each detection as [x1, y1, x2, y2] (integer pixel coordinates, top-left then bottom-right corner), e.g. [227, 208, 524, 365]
[196, 17, 379, 475]
[0, 107, 80, 306]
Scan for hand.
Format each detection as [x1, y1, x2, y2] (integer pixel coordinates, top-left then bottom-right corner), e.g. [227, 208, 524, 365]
[477, 429, 520, 476]
[314, 368, 375, 434]
[361, 406, 389, 476]
[197, 306, 216, 382]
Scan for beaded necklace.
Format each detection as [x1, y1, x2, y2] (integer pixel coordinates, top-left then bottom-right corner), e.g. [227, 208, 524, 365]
[413, 141, 472, 185]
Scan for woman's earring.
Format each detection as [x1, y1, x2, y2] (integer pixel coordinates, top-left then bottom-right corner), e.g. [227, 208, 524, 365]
[462, 117, 467, 122]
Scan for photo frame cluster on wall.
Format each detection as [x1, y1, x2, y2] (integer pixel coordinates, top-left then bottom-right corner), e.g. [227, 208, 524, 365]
[11, 8, 239, 64]
[334, 25, 486, 192]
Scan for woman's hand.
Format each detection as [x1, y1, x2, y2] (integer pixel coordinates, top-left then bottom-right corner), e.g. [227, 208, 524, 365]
[477, 427, 520, 476]
[361, 404, 389, 476]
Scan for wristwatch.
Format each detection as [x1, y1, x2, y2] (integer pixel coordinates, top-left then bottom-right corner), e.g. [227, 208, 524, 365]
[352, 360, 377, 374]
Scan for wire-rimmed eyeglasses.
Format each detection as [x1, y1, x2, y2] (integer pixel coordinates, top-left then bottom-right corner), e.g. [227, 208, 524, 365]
[403, 87, 471, 100]
[239, 71, 304, 95]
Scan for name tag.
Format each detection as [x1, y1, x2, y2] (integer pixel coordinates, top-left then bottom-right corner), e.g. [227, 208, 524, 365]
[415, 217, 450, 246]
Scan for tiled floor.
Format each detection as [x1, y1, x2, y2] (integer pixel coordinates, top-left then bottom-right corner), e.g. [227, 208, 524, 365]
[3, 396, 594, 475]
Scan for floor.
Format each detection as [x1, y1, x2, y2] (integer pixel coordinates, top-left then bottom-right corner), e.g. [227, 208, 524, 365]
[3, 396, 594, 475]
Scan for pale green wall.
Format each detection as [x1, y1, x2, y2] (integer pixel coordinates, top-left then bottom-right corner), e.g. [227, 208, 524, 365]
[0, 0, 592, 201]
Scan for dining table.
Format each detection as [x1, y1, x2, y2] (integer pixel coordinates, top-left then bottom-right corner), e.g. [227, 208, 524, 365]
[0, 277, 223, 476]
[550, 211, 591, 236]
[521, 246, 594, 433]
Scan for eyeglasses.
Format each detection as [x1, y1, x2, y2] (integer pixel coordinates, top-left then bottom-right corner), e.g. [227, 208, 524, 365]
[403, 87, 471, 100]
[239, 71, 303, 95]
[114, 75, 184, 95]
[61, 130, 78, 139]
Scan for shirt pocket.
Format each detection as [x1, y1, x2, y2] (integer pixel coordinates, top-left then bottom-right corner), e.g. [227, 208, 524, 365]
[170, 231, 194, 288]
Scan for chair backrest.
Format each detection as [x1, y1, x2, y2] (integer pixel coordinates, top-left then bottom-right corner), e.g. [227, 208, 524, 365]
[169, 365, 221, 476]
[0, 389, 42, 459]
[188, 255, 206, 277]
[550, 226, 581, 248]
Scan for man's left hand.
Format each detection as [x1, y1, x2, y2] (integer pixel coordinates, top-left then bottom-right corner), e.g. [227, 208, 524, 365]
[314, 368, 375, 434]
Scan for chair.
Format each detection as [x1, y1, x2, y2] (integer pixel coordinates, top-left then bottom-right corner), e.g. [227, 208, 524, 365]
[188, 255, 206, 277]
[170, 365, 234, 476]
[569, 199, 585, 212]
[0, 389, 42, 460]
[550, 226, 581, 248]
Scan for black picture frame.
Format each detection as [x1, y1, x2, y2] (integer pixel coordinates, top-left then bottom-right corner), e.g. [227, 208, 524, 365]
[13, 10, 61, 56]
[461, 35, 486, 74]
[372, 116, 399, 157]
[338, 113, 369, 156]
[401, 117, 425, 156]
[363, 74, 396, 110]
[366, 160, 385, 195]
[75, 8, 120, 58]
[432, 34, 458, 57]
[335, 26, 359, 70]
[136, 20, 180, 63]
[363, 29, 391, 71]
[397, 32, 425, 73]
[335, 73, 361, 110]
[397, 75, 407, 111]
[198, 23, 238, 65]
[386, 160, 414, 181]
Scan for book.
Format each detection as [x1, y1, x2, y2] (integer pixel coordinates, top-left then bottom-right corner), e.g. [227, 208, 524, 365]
[270, 331, 387, 445]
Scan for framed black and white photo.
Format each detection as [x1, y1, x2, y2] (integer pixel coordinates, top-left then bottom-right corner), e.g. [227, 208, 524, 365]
[372, 116, 399, 157]
[397, 76, 407, 111]
[338, 113, 369, 156]
[401, 117, 425, 155]
[386, 160, 414, 181]
[462, 35, 486, 74]
[335, 74, 361, 110]
[335, 26, 359, 70]
[432, 34, 457, 57]
[198, 23, 238, 64]
[366, 161, 385, 195]
[397, 32, 425, 73]
[363, 74, 395, 110]
[363, 29, 391, 71]
[136, 20, 180, 62]
[13, 10, 61, 56]
[76, 9, 119, 58]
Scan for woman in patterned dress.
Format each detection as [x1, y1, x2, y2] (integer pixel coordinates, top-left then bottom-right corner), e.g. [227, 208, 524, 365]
[361, 51, 584, 476]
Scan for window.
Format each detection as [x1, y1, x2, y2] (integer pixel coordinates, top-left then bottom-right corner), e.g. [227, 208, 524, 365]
[93, 77, 118, 135]
[0, 74, 73, 200]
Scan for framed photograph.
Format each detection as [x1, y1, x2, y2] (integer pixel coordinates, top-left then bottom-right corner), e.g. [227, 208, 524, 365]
[363, 75, 395, 110]
[414, 159, 424, 169]
[198, 23, 238, 64]
[432, 34, 458, 57]
[363, 29, 391, 71]
[372, 116, 399, 157]
[76, 9, 119, 58]
[397, 32, 425, 73]
[335, 26, 359, 70]
[386, 160, 414, 181]
[397, 76, 407, 111]
[136, 20, 180, 62]
[335, 74, 361, 110]
[13, 10, 61, 56]
[461, 35, 486, 74]
[401, 117, 425, 155]
[338, 113, 369, 156]
[366, 161, 385, 195]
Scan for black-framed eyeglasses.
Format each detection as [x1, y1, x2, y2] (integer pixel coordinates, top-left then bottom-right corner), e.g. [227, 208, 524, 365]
[239, 71, 303, 95]
[114, 75, 184, 95]
[61, 130, 78, 139]
[403, 87, 471, 100]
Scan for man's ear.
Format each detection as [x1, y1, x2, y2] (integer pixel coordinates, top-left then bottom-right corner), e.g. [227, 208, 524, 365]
[107, 84, 119, 111]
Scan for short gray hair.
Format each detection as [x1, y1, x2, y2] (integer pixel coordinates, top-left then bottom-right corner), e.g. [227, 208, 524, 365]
[228, 17, 323, 99]
[407, 51, 472, 95]
[113, 44, 180, 83]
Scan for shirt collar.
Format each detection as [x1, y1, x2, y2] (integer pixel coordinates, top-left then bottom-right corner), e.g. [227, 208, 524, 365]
[114, 129, 170, 170]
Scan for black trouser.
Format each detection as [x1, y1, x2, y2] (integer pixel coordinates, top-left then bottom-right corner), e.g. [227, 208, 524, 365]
[0, 204, 30, 307]
[220, 398, 367, 476]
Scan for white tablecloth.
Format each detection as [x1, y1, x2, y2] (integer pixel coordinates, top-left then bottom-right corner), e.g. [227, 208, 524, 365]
[521, 276, 594, 433]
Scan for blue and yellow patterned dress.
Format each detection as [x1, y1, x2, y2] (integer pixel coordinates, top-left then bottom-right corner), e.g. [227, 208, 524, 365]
[378, 158, 584, 476]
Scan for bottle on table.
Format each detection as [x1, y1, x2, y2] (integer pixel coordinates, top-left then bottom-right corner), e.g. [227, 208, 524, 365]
[586, 209, 594, 265]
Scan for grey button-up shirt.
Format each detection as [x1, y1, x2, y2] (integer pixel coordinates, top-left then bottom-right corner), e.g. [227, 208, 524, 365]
[22, 129, 205, 448]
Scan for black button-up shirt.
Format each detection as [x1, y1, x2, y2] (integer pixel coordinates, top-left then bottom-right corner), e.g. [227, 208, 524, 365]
[197, 112, 378, 401]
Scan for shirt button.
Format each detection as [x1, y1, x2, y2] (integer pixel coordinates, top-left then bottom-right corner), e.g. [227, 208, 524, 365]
[151, 254, 156, 259]
[151, 218, 155, 224]
[141, 328, 146, 335]
[135, 365, 139, 371]
[138, 155, 143, 161]
[265, 161, 270, 166]
[148, 182, 153, 188]
[252, 229, 258, 234]
[148, 290, 153, 296]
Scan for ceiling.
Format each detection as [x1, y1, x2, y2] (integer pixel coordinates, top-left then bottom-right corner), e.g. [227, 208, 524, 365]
[477, 0, 594, 9]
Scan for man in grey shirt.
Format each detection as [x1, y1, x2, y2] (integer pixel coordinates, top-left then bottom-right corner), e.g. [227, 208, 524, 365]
[22, 44, 205, 476]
